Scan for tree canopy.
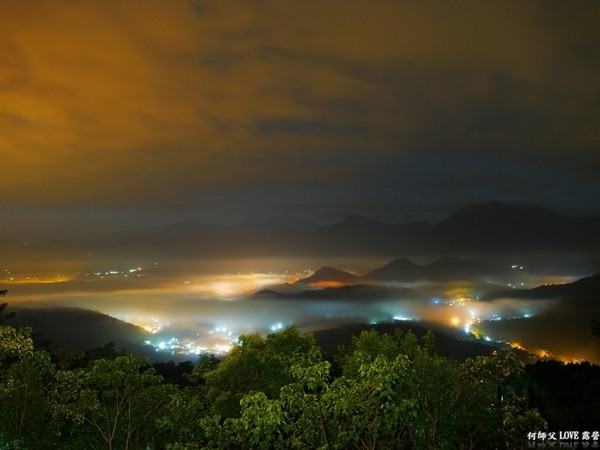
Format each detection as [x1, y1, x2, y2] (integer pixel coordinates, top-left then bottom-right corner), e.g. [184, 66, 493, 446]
[2, 316, 587, 450]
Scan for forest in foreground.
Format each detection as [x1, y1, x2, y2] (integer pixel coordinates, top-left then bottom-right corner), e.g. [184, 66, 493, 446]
[1, 303, 599, 450]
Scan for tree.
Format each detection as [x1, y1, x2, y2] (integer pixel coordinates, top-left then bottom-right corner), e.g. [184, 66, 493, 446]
[200, 328, 547, 449]
[204, 326, 323, 418]
[325, 354, 417, 449]
[337, 328, 406, 378]
[0, 315, 58, 449]
[0, 349, 55, 448]
[0, 303, 15, 324]
[157, 387, 208, 450]
[0, 326, 33, 364]
[156, 356, 218, 450]
[201, 360, 332, 449]
[53, 354, 174, 450]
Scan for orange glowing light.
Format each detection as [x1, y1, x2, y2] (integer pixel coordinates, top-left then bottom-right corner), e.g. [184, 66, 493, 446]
[536, 349, 550, 359]
[308, 280, 346, 288]
[471, 327, 483, 339]
[8, 276, 73, 284]
[450, 316, 461, 327]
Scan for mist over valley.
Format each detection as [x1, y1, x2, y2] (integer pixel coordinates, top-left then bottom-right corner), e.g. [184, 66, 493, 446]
[3, 202, 600, 363]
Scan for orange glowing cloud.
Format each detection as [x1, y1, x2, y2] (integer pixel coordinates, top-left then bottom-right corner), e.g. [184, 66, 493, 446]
[0, 1, 598, 209]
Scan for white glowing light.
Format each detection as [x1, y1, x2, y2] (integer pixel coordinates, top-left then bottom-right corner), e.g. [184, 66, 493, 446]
[270, 322, 284, 332]
[393, 315, 414, 321]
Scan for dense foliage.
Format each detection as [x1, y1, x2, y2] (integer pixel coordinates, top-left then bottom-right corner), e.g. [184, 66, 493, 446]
[1, 316, 595, 449]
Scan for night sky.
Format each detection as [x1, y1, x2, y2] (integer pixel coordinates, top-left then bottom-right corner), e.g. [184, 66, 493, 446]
[2, 1, 599, 240]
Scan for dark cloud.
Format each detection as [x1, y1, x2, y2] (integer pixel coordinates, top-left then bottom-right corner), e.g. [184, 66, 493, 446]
[0, 0, 598, 229]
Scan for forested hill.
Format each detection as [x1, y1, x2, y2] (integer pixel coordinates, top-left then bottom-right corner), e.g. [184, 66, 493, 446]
[8, 306, 153, 356]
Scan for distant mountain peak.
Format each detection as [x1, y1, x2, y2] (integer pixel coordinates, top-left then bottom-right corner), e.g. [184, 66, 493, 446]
[365, 255, 503, 281]
[298, 266, 358, 285]
[312, 266, 357, 279]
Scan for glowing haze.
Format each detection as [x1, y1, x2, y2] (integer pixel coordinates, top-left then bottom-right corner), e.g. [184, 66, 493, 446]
[6, 256, 598, 363]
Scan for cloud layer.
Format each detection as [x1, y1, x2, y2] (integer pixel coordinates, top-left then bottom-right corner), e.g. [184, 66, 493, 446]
[1, 1, 599, 214]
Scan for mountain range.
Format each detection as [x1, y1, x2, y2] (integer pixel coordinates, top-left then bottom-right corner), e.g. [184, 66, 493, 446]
[84, 201, 600, 256]
[4, 202, 600, 263]
[253, 256, 503, 301]
[296, 256, 505, 285]
[364, 256, 504, 281]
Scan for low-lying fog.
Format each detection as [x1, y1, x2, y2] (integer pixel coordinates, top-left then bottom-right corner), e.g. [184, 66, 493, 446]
[4, 255, 600, 363]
